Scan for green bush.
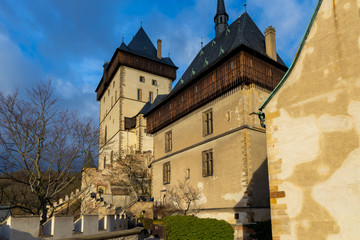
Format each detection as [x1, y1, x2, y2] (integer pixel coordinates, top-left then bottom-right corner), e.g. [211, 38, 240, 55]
[163, 215, 234, 240]
[139, 217, 153, 230]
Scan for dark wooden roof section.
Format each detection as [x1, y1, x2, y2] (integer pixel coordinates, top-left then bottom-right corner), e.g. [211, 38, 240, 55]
[145, 12, 288, 134]
[145, 50, 286, 133]
[95, 27, 177, 101]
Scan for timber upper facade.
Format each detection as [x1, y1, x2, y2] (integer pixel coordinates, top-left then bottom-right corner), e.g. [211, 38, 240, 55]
[145, 12, 288, 134]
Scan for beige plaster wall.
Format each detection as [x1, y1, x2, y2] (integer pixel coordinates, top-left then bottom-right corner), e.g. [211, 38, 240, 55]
[264, 0, 360, 239]
[98, 66, 172, 167]
[151, 86, 271, 223]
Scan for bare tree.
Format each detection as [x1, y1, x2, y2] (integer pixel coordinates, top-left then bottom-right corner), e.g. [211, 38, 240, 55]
[166, 181, 201, 215]
[110, 152, 151, 200]
[0, 81, 98, 224]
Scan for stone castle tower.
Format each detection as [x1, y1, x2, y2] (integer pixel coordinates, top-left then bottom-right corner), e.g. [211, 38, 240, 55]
[80, 27, 177, 215]
[95, 27, 177, 170]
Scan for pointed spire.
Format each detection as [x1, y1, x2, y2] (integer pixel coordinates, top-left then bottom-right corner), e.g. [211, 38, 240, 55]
[216, 0, 227, 16]
[214, 0, 229, 38]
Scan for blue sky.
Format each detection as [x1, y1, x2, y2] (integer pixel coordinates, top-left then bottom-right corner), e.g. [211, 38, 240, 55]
[0, 0, 317, 123]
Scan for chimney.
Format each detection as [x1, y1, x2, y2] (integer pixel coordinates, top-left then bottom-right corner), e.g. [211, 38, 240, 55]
[157, 39, 162, 59]
[265, 26, 277, 61]
[103, 62, 109, 82]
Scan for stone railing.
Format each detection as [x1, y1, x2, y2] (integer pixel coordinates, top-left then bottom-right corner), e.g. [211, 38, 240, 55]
[0, 214, 131, 240]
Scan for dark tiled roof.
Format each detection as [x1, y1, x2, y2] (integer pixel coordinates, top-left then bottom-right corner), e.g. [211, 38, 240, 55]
[173, 12, 286, 92]
[215, 0, 228, 18]
[139, 102, 152, 115]
[145, 12, 287, 115]
[146, 94, 168, 113]
[118, 27, 177, 68]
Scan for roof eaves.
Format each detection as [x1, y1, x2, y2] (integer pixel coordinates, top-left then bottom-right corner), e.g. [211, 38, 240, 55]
[259, 0, 323, 111]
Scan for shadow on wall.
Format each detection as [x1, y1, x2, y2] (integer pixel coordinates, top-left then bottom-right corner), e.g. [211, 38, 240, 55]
[0, 226, 39, 240]
[236, 158, 272, 239]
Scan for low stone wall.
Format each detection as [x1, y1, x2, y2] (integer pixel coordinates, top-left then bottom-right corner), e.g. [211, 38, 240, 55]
[58, 227, 145, 240]
[0, 214, 131, 240]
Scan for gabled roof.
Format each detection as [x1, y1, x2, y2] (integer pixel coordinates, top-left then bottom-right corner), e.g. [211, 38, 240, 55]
[173, 12, 286, 93]
[118, 27, 177, 68]
[145, 12, 287, 115]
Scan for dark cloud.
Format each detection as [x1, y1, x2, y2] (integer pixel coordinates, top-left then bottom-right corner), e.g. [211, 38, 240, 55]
[0, 0, 317, 124]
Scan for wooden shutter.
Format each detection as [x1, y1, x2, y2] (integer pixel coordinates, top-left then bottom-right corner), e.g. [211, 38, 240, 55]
[168, 163, 171, 183]
[209, 112, 213, 133]
[163, 163, 166, 184]
[202, 152, 207, 177]
[209, 152, 213, 175]
[202, 113, 206, 136]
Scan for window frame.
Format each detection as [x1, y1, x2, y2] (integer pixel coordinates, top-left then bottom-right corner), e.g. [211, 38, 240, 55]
[202, 149, 213, 177]
[163, 162, 171, 185]
[202, 109, 213, 136]
[152, 79, 157, 86]
[149, 91, 153, 103]
[139, 76, 145, 83]
[165, 130, 172, 152]
[137, 89, 142, 101]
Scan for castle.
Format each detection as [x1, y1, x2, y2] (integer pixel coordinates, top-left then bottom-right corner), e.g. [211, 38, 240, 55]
[1, 0, 359, 239]
[90, 0, 287, 227]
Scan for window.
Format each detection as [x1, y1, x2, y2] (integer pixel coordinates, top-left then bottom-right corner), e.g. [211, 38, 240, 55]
[202, 150, 213, 177]
[163, 162, 171, 184]
[211, 74, 215, 82]
[140, 76, 145, 83]
[108, 89, 110, 96]
[137, 89, 142, 101]
[165, 131, 172, 152]
[103, 156, 106, 169]
[115, 91, 117, 100]
[110, 151, 113, 166]
[231, 61, 234, 70]
[149, 91, 153, 103]
[113, 81, 115, 88]
[195, 85, 198, 93]
[203, 110, 213, 136]
[104, 126, 107, 143]
[152, 79, 157, 86]
[226, 111, 231, 122]
[186, 169, 190, 179]
[103, 96, 105, 103]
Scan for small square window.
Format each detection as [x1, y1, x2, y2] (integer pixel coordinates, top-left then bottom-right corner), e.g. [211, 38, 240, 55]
[152, 79, 157, 86]
[140, 76, 145, 83]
